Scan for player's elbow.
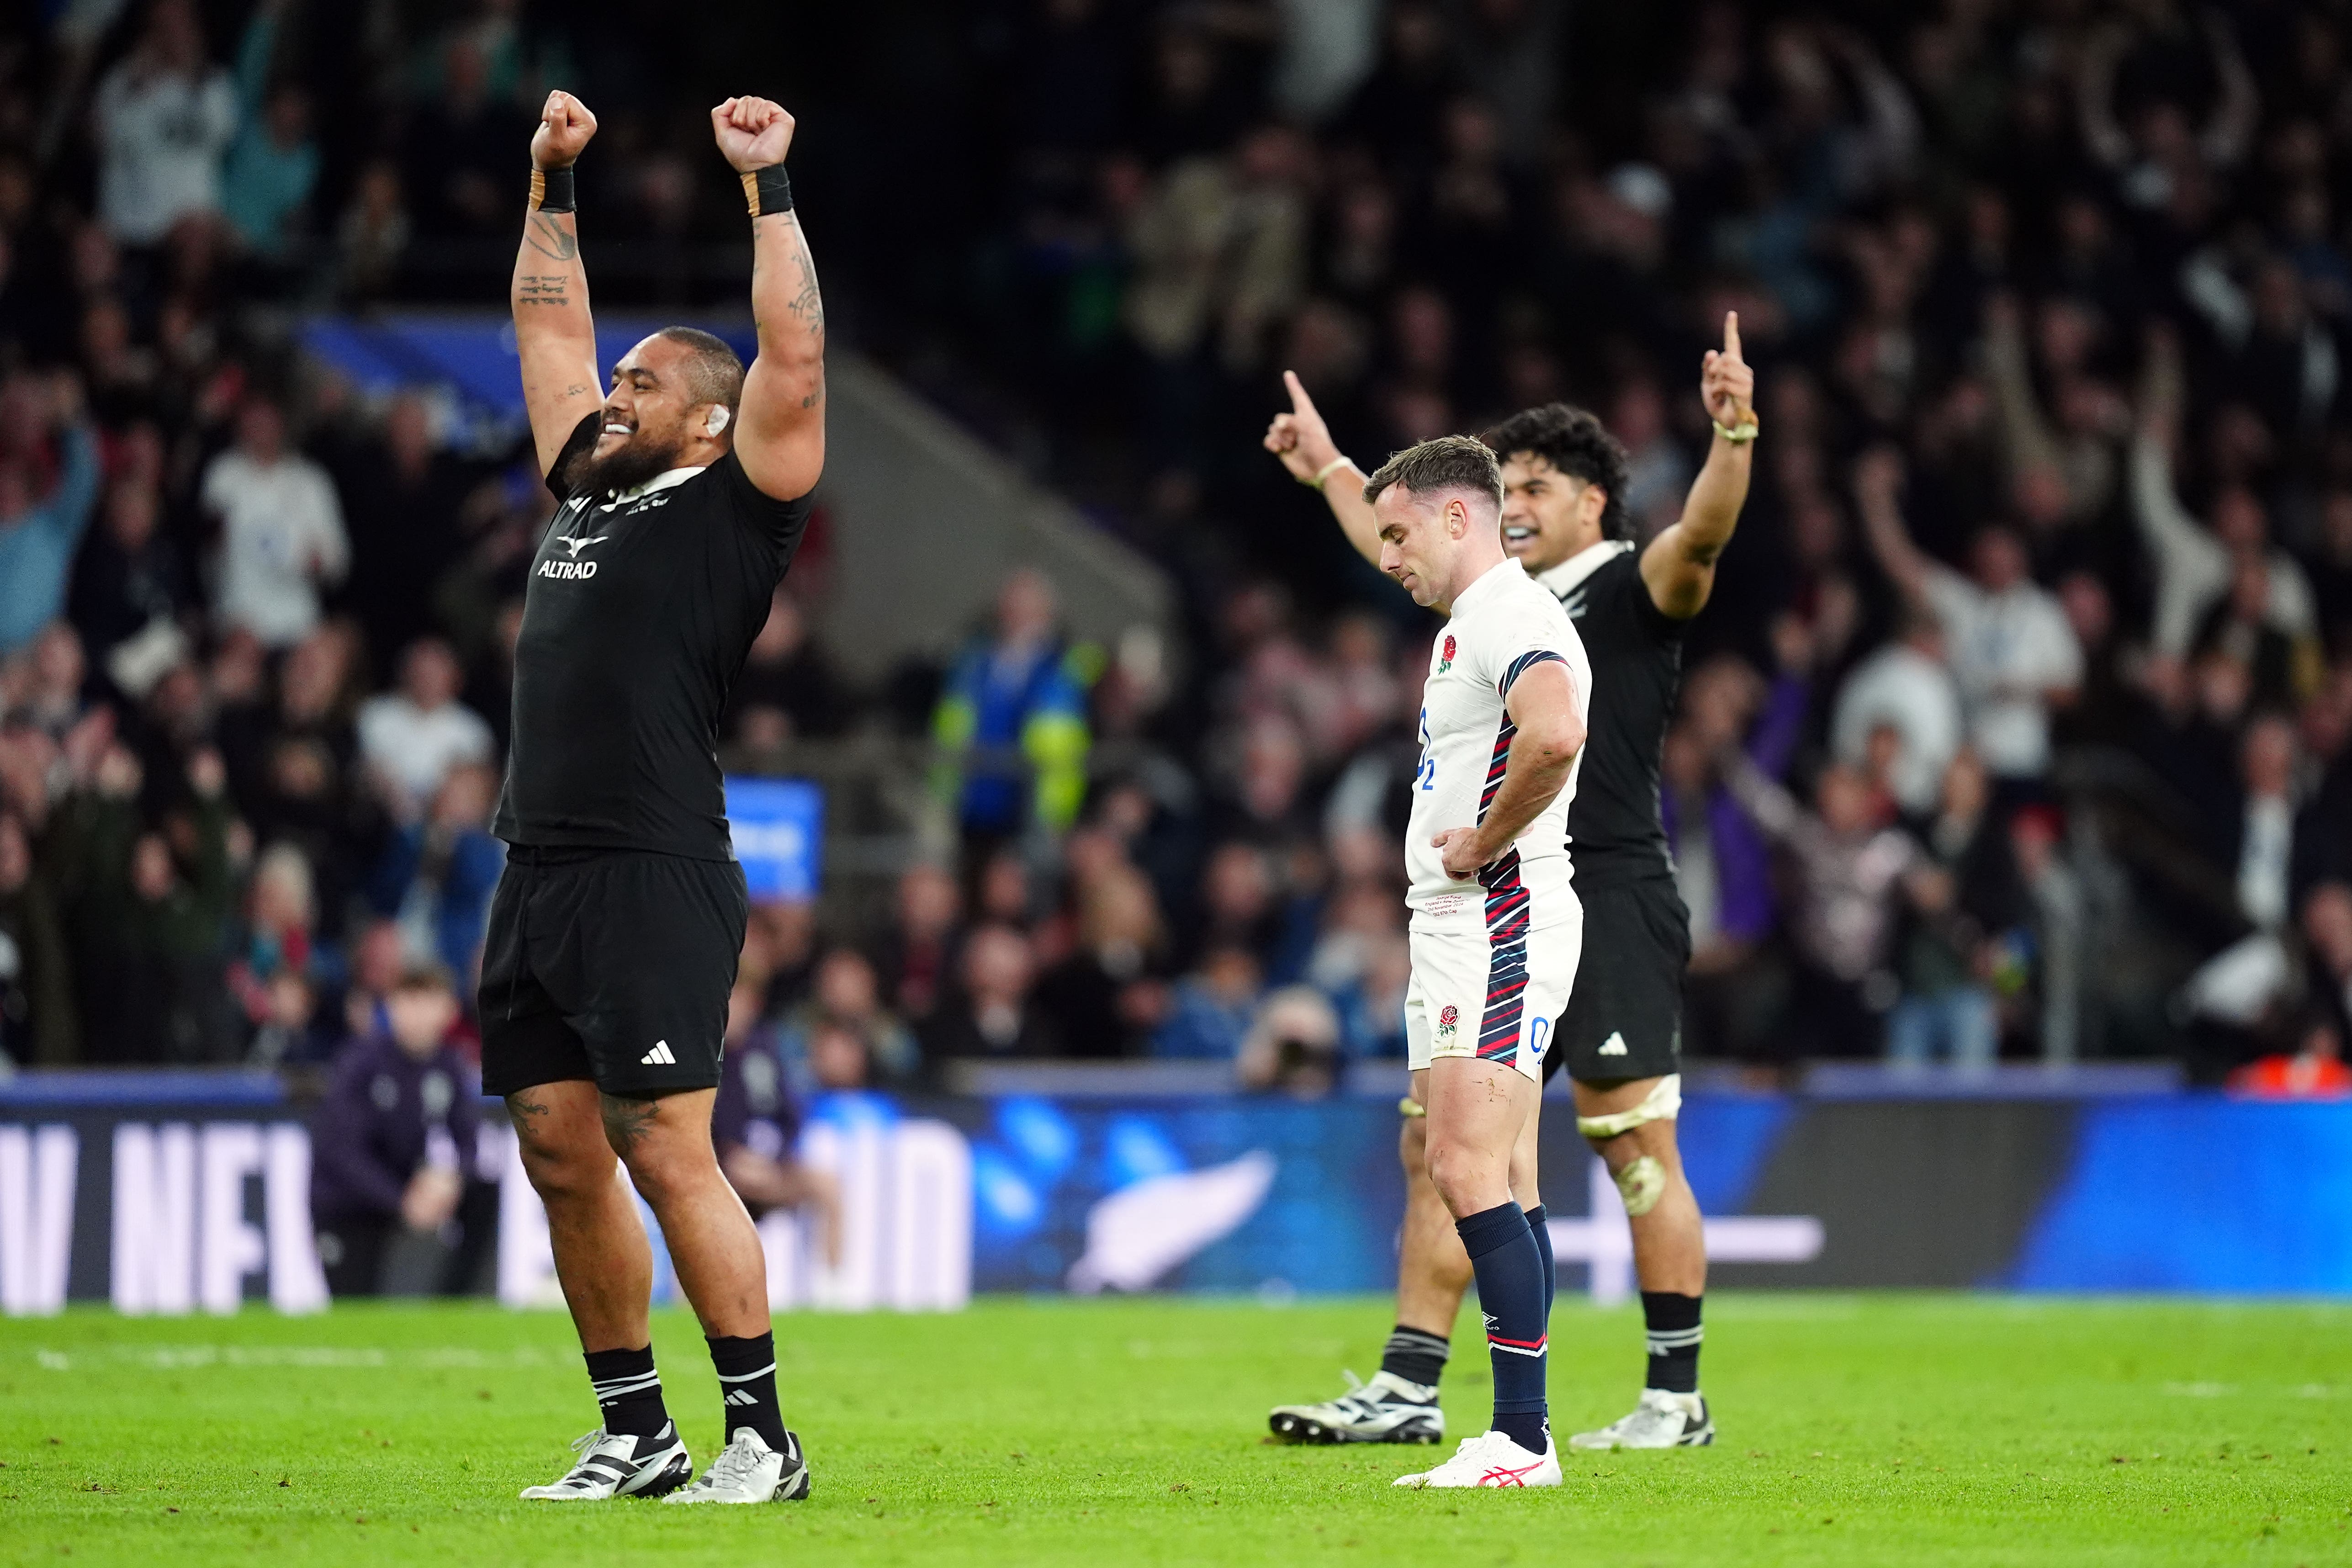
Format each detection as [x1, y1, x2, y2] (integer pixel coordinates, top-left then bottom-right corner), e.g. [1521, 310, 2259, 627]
[1522, 712, 1583, 766]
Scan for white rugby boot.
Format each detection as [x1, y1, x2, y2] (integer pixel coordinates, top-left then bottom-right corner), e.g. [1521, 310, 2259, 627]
[1393, 1429, 1561, 1489]
[1268, 1369, 1444, 1445]
[1568, 1388, 1714, 1451]
[664, 1427, 811, 1504]
[519, 1424, 692, 1499]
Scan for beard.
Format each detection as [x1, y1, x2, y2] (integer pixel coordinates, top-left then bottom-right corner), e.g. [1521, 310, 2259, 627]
[564, 424, 689, 497]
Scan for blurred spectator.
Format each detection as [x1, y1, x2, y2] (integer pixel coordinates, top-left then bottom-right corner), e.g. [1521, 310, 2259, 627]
[726, 588, 850, 747]
[334, 161, 411, 301]
[1725, 754, 1916, 1059]
[201, 393, 349, 649]
[1153, 944, 1263, 1059]
[932, 569, 1091, 848]
[218, 0, 317, 259]
[1888, 750, 2020, 1072]
[330, 394, 476, 660]
[68, 478, 188, 673]
[0, 811, 73, 1067]
[713, 975, 840, 1264]
[90, 0, 236, 248]
[308, 963, 480, 1298]
[2131, 333, 2318, 661]
[1855, 449, 2081, 784]
[228, 839, 319, 1032]
[0, 378, 100, 657]
[367, 762, 503, 981]
[1035, 863, 1169, 1056]
[357, 639, 494, 823]
[780, 946, 920, 1086]
[921, 922, 1059, 1060]
[870, 863, 962, 1029]
[58, 744, 237, 1063]
[1236, 983, 1341, 1096]
[1831, 611, 1963, 818]
[402, 37, 531, 240]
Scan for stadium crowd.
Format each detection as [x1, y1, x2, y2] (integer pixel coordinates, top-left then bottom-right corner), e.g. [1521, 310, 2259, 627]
[0, 0, 2350, 1117]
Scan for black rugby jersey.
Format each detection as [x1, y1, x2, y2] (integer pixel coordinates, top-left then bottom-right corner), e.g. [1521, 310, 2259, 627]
[1535, 540, 1685, 885]
[493, 412, 813, 860]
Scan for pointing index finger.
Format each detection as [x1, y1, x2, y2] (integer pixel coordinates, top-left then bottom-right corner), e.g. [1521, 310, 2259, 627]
[1283, 369, 1317, 418]
[1723, 310, 1743, 361]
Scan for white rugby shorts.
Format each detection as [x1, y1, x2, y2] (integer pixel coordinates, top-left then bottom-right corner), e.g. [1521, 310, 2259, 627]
[1404, 863, 1582, 1086]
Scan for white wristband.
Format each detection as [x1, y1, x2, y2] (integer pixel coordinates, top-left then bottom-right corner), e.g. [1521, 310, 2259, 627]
[1310, 456, 1354, 490]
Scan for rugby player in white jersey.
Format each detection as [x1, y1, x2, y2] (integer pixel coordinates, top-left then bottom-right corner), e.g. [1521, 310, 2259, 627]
[1265, 319, 1755, 1455]
[1335, 436, 1591, 1489]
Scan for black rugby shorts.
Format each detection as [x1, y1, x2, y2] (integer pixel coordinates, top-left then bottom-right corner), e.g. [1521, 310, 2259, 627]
[1545, 875, 1690, 1086]
[479, 846, 747, 1097]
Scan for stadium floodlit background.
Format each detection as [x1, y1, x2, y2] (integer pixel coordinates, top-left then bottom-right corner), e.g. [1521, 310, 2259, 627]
[1, 0, 2351, 1562]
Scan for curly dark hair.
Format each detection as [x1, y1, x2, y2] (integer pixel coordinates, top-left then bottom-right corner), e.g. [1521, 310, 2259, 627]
[1481, 403, 1633, 542]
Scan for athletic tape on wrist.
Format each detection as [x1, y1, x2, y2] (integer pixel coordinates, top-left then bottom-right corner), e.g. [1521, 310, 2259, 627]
[529, 165, 575, 214]
[740, 164, 794, 218]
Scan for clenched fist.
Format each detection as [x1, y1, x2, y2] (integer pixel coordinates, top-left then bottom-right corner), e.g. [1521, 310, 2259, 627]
[531, 90, 597, 171]
[712, 96, 797, 172]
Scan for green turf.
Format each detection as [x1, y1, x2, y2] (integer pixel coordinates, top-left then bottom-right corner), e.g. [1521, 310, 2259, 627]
[2, 1295, 2348, 1566]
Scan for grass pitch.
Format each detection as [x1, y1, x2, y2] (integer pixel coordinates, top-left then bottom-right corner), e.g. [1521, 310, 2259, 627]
[2, 1294, 2347, 1566]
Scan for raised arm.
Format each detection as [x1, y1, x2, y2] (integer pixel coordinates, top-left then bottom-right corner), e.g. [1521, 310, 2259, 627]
[1852, 445, 1930, 605]
[1263, 370, 1380, 567]
[1432, 659, 1586, 882]
[512, 91, 601, 478]
[714, 96, 825, 503]
[1640, 311, 1757, 620]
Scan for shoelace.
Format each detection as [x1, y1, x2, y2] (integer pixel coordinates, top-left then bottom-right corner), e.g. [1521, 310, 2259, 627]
[694, 1435, 769, 1492]
[551, 1428, 615, 1488]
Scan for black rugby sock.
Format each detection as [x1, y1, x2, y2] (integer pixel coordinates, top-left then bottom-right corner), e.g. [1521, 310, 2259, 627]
[708, 1331, 790, 1453]
[1642, 1291, 1704, 1394]
[1378, 1324, 1450, 1391]
[583, 1344, 671, 1440]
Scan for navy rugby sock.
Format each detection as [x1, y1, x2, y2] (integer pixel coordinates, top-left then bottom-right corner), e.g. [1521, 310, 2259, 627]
[1457, 1202, 1549, 1454]
[1526, 1204, 1555, 1323]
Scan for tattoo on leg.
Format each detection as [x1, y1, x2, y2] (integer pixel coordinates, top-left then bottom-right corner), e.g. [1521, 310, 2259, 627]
[505, 1091, 552, 1155]
[600, 1094, 659, 1158]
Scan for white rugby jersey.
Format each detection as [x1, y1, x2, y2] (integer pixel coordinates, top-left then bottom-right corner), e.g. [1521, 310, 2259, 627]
[1405, 558, 1593, 916]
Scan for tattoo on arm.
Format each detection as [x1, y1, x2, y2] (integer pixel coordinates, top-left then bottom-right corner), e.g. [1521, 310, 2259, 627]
[784, 219, 824, 336]
[517, 274, 571, 307]
[599, 1093, 660, 1159]
[524, 215, 578, 262]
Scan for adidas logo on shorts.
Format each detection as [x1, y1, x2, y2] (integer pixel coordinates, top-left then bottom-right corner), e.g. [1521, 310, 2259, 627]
[641, 1040, 677, 1066]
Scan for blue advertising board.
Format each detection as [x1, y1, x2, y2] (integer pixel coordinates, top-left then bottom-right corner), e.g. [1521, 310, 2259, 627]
[724, 777, 823, 901]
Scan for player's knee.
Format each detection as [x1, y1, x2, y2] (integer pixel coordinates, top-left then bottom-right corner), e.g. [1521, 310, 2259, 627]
[516, 1136, 610, 1202]
[1398, 1109, 1429, 1174]
[1420, 1134, 1487, 1214]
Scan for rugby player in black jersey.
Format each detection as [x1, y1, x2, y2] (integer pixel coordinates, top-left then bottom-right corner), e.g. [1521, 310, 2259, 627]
[484, 90, 824, 1504]
[1263, 315, 1755, 1452]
